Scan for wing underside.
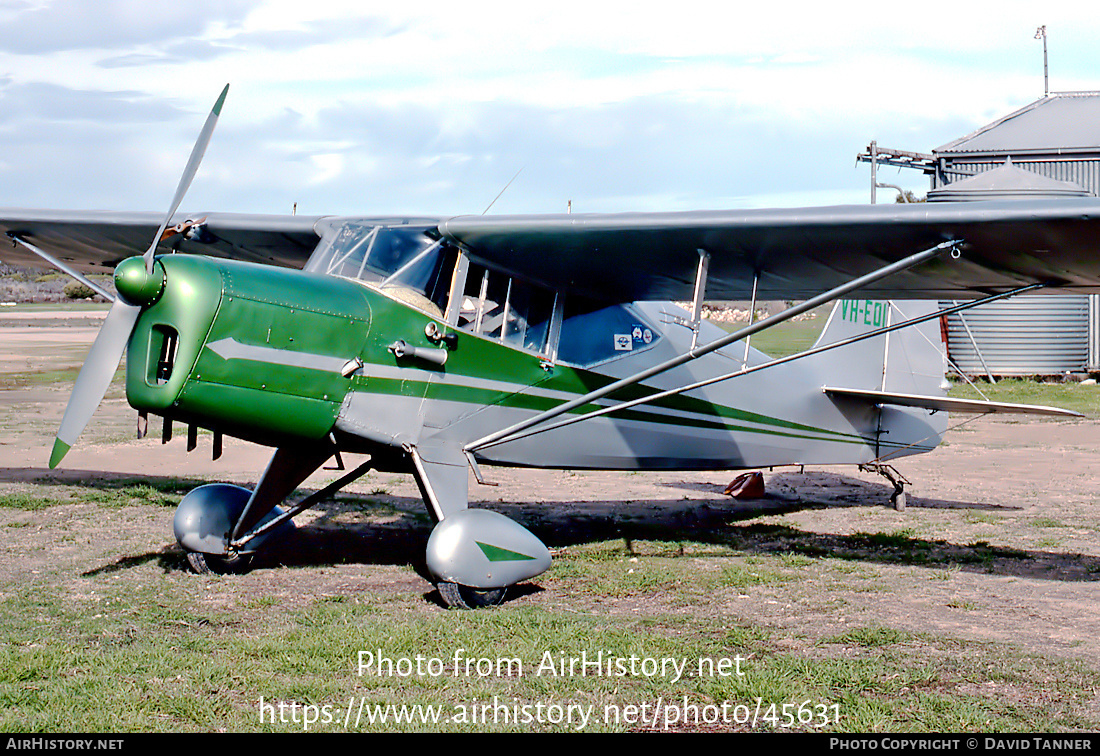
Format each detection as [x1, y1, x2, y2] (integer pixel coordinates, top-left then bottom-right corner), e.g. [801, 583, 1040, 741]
[0, 210, 327, 273]
[7, 198, 1100, 304]
[440, 198, 1100, 302]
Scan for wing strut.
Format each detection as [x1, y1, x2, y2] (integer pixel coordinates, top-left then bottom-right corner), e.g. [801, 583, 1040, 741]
[742, 272, 759, 365]
[469, 282, 1046, 452]
[464, 238, 963, 455]
[689, 250, 710, 349]
[7, 233, 116, 301]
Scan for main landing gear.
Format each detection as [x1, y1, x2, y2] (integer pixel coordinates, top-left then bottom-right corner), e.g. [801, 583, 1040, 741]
[172, 483, 292, 574]
[173, 443, 340, 580]
[171, 442, 552, 610]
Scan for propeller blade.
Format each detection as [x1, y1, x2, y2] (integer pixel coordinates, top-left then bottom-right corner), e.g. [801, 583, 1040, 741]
[50, 299, 141, 468]
[144, 84, 229, 272]
[53, 85, 229, 466]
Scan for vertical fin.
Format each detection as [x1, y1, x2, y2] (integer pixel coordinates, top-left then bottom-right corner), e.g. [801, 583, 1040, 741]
[814, 299, 943, 395]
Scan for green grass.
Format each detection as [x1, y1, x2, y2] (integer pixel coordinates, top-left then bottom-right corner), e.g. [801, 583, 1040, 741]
[947, 377, 1100, 416]
[0, 487, 1096, 732]
[0, 479, 194, 511]
[710, 305, 829, 358]
[3, 565, 1097, 733]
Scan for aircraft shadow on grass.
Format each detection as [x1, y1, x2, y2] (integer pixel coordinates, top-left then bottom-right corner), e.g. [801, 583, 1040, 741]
[6, 466, 1097, 586]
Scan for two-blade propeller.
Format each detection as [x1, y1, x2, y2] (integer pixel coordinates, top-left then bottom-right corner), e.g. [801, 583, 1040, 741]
[49, 84, 229, 469]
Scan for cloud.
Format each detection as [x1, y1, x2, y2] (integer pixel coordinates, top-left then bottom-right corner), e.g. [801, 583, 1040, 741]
[0, 0, 256, 54]
[0, 80, 183, 123]
[0, 0, 1092, 216]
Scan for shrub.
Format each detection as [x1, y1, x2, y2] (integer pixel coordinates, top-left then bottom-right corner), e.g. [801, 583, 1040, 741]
[63, 281, 97, 300]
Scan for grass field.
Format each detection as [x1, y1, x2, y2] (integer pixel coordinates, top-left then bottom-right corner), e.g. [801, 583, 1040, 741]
[3, 478, 1100, 733]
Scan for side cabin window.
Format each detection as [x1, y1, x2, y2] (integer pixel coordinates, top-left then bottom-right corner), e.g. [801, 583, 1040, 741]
[307, 223, 662, 366]
[557, 298, 660, 368]
[457, 263, 556, 355]
[453, 262, 661, 366]
[305, 222, 457, 318]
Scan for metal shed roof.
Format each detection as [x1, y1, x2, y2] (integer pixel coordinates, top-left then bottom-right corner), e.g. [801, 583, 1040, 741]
[936, 92, 1100, 156]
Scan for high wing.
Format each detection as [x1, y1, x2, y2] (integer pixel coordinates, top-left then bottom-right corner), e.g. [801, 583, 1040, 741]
[439, 198, 1100, 302]
[7, 198, 1100, 304]
[0, 210, 327, 273]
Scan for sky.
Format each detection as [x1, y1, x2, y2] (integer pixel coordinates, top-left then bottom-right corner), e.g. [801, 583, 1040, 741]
[0, 0, 1097, 219]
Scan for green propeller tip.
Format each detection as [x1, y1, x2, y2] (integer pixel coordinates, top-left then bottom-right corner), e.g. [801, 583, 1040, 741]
[213, 84, 229, 117]
[49, 438, 71, 469]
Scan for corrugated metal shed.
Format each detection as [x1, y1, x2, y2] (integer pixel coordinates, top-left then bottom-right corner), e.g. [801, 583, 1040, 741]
[932, 92, 1100, 194]
[930, 93, 1100, 376]
[937, 93, 1100, 157]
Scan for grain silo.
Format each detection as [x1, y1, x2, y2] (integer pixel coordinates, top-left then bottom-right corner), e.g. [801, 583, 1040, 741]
[929, 159, 1094, 377]
[861, 92, 1100, 377]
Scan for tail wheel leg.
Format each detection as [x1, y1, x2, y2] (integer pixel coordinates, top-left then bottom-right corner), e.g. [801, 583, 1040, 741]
[860, 463, 910, 511]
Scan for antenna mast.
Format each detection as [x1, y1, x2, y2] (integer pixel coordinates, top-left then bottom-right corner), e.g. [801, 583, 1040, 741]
[1034, 25, 1049, 97]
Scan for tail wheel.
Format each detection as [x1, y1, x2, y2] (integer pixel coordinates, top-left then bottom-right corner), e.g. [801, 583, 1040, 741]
[438, 582, 507, 609]
[186, 550, 253, 575]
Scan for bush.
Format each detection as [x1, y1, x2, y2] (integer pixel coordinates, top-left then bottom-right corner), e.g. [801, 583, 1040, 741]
[63, 281, 97, 300]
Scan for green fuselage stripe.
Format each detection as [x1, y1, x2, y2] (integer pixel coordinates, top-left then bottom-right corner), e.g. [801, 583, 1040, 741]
[356, 373, 913, 450]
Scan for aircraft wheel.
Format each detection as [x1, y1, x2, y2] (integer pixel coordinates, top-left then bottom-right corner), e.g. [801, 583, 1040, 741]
[437, 581, 507, 609]
[185, 550, 253, 575]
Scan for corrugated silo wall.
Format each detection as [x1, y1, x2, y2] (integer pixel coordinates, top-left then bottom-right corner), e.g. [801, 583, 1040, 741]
[934, 158, 1100, 194]
[940, 295, 1092, 376]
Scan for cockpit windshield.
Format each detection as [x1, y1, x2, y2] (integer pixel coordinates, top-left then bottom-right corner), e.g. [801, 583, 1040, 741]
[305, 222, 441, 282]
[305, 221, 457, 317]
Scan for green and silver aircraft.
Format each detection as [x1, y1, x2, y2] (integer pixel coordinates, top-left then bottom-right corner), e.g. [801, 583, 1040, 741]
[4, 87, 1098, 607]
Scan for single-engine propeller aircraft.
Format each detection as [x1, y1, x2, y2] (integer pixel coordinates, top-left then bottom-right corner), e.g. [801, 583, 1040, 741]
[4, 87, 1099, 607]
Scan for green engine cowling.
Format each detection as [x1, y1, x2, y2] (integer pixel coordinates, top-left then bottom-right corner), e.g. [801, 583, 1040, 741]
[125, 254, 372, 446]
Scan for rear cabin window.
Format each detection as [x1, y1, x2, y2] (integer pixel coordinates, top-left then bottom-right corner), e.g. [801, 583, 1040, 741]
[457, 264, 556, 355]
[557, 299, 660, 368]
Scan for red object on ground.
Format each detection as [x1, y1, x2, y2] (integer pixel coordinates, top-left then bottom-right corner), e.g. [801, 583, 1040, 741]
[723, 471, 765, 499]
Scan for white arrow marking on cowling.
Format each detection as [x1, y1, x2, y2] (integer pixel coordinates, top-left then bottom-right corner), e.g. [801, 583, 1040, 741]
[205, 337, 352, 374]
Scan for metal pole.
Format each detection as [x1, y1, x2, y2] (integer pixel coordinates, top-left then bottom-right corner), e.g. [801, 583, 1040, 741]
[1035, 26, 1049, 97]
[870, 141, 878, 204]
[951, 300, 997, 384]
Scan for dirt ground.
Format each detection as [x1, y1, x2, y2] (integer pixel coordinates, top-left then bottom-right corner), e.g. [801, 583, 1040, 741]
[3, 309, 1100, 668]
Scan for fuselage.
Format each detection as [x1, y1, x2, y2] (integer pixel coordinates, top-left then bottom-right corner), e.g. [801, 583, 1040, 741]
[124, 221, 947, 472]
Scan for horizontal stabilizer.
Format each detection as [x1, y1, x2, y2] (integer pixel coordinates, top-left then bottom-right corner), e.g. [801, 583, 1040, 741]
[823, 386, 1082, 418]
